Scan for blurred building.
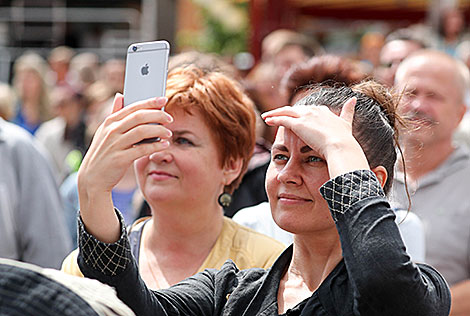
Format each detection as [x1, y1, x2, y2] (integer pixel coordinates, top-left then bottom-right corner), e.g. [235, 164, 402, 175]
[0, 0, 468, 81]
[0, 0, 176, 82]
[249, 0, 470, 61]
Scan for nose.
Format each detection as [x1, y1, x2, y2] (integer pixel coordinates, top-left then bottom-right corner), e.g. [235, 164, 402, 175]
[148, 146, 174, 164]
[409, 97, 423, 111]
[404, 95, 424, 113]
[277, 159, 302, 185]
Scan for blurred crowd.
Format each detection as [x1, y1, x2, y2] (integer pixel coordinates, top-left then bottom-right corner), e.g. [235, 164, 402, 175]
[1, 6, 470, 315]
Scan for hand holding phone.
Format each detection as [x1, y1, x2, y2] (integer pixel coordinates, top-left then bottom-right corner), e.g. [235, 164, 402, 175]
[123, 40, 170, 143]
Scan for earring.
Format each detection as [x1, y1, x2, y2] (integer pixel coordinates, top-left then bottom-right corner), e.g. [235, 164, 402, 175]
[218, 192, 232, 208]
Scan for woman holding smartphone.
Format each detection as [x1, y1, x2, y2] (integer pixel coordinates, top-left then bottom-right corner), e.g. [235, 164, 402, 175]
[76, 77, 450, 315]
[61, 65, 285, 289]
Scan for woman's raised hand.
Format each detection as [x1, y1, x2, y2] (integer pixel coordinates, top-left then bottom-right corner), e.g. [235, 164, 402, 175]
[79, 94, 173, 193]
[77, 94, 173, 242]
[262, 97, 370, 178]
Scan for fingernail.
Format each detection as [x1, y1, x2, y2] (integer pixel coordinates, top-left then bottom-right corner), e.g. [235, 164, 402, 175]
[156, 97, 168, 105]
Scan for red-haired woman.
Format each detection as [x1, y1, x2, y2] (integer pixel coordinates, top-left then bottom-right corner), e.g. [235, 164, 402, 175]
[61, 65, 285, 289]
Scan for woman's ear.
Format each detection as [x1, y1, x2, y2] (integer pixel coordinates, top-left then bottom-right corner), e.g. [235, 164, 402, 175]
[371, 165, 388, 188]
[223, 157, 243, 186]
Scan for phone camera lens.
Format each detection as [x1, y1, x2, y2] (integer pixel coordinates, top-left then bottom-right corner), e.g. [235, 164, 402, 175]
[132, 46, 137, 52]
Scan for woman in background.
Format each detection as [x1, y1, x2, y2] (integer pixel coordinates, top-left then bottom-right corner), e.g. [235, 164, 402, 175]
[12, 52, 51, 135]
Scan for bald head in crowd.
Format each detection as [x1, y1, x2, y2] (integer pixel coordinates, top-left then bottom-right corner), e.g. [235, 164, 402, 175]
[395, 49, 468, 155]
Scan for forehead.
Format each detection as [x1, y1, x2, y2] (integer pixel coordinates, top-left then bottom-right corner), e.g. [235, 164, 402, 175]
[397, 57, 458, 90]
[380, 40, 420, 62]
[275, 45, 307, 63]
[167, 107, 207, 129]
[274, 126, 306, 148]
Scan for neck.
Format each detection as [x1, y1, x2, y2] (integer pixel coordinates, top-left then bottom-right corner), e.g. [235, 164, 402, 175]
[278, 231, 342, 314]
[139, 203, 224, 289]
[445, 33, 459, 43]
[21, 100, 41, 123]
[144, 202, 224, 253]
[289, 232, 342, 289]
[401, 139, 454, 183]
[23, 95, 40, 106]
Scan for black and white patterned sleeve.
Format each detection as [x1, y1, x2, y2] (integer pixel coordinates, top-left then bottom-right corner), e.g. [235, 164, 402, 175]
[78, 209, 132, 276]
[319, 169, 386, 222]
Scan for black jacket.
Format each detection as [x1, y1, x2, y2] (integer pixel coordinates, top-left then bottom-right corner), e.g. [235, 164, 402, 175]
[78, 170, 450, 316]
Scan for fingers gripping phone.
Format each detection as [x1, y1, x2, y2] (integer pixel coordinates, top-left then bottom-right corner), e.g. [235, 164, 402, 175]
[123, 40, 170, 143]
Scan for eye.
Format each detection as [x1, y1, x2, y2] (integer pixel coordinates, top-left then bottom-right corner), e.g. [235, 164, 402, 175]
[272, 153, 288, 162]
[426, 92, 443, 101]
[174, 137, 194, 146]
[403, 89, 416, 98]
[306, 156, 324, 163]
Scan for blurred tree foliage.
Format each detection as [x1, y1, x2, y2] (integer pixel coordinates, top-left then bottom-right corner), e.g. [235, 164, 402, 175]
[177, 0, 249, 56]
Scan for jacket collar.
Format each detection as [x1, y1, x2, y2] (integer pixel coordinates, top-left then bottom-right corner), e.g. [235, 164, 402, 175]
[241, 245, 293, 316]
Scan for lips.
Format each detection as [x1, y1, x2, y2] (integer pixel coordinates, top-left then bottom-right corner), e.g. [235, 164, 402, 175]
[278, 193, 312, 202]
[148, 170, 177, 180]
[406, 112, 437, 126]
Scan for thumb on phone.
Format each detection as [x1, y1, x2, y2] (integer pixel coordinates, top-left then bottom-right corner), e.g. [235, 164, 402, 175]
[112, 93, 125, 114]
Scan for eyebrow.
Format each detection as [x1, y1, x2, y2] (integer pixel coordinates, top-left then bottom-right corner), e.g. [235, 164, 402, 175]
[272, 144, 288, 152]
[272, 144, 313, 153]
[300, 146, 312, 153]
[172, 130, 195, 137]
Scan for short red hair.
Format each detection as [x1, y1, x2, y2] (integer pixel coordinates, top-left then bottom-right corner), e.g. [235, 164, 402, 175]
[165, 65, 256, 193]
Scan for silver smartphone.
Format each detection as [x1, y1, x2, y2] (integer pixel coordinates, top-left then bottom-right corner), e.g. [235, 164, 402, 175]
[123, 40, 170, 106]
[123, 40, 170, 143]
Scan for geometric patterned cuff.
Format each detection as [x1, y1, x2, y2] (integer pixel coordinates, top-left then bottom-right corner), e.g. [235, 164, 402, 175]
[320, 169, 385, 222]
[78, 209, 131, 276]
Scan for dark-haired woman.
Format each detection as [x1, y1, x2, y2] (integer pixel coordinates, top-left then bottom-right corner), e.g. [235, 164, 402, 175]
[77, 81, 450, 315]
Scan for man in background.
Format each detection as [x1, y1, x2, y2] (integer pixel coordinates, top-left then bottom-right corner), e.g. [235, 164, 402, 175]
[392, 49, 470, 316]
[374, 27, 427, 87]
[0, 118, 72, 269]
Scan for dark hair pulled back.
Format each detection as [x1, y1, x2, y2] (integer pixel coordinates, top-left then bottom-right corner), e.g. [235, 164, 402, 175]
[295, 80, 403, 194]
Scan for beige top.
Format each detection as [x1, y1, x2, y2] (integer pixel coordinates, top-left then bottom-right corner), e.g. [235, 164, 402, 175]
[62, 216, 286, 278]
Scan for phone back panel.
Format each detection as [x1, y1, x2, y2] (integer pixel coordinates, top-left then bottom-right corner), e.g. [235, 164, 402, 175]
[123, 40, 170, 106]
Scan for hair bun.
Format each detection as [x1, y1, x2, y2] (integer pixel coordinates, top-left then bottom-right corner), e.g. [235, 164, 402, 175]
[351, 80, 402, 132]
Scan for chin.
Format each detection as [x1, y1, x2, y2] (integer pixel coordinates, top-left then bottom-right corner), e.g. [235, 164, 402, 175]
[144, 190, 174, 204]
[274, 209, 335, 235]
[273, 212, 309, 234]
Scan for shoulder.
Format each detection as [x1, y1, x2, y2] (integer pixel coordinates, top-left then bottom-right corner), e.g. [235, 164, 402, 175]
[35, 117, 66, 140]
[441, 146, 470, 176]
[221, 217, 286, 269]
[197, 259, 268, 293]
[128, 216, 150, 233]
[61, 249, 84, 277]
[0, 119, 35, 147]
[232, 202, 271, 227]
[223, 217, 285, 250]
[394, 210, 423, 228]
[0, 119, 51, 163]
